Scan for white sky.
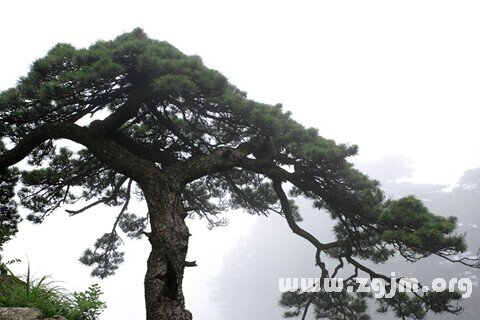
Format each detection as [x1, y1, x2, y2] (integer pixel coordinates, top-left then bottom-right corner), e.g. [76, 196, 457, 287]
[2, 1, 480, 319]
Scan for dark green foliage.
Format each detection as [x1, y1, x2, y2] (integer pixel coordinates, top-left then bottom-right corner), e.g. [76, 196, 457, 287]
[377, 292, 427, 319]
[379, 196, 466, 261]
[0, 267, 106, 320]
[0, 167, 19, 245]
[118, 212, 147, 239]
[70, 284, 107, 320]
[280, 290, 371, 320]
[79, 233, 125, 279]
[0, 142, 20, 270]
[377, 290, 463, 319]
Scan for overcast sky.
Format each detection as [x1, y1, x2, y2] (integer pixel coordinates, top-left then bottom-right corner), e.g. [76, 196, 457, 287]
[2, 1, 480, 319]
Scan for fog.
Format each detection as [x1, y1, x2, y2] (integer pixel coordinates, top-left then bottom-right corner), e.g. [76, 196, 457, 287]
[2, 1, 480, 319]
[212, 156, 480, 319]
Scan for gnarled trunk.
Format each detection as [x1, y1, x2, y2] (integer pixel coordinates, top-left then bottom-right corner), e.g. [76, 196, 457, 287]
[143, 182, 192, 320]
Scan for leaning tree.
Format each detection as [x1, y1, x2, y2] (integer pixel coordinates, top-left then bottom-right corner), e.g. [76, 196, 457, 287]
[0, 29, 478, 320]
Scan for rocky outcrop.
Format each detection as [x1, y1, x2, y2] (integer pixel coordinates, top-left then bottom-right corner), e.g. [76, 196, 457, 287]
[0, 308, 44, 320]
[0, 275, 27, 288]
[0, 308, 67, 320]
[0, 276, 68, 320]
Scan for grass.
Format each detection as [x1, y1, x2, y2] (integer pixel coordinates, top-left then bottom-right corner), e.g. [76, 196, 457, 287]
[0, 265, 106, 320]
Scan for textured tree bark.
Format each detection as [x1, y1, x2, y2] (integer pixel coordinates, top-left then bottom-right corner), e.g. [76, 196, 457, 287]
[143, 182, 192, 320]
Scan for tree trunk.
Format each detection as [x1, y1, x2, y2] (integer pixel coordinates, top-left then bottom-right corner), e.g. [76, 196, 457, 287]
[143, 182, 192, 320]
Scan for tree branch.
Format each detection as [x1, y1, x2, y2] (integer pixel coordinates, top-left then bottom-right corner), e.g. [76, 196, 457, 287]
[272, 179, 330, 278]
[167, 142, 260, 184]
[0, 123, 159, 183]
[184, 261, 197, 267]
[66, 176, 129, 216]
[272, 179, 329, 252]
[88, 89, 145, 134]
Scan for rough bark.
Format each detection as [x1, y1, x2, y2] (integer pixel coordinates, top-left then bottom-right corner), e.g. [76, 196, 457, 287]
[142, 181, 192, 320]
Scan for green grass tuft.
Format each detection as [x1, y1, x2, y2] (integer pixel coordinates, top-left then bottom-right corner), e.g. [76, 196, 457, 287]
[0, 265, 106, 320]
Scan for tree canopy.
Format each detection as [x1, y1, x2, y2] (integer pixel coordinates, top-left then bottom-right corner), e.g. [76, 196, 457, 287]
[0, 29, 477, 319]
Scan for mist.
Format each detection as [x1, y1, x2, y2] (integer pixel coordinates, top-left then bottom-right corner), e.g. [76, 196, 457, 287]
[212, 156, 480, 319]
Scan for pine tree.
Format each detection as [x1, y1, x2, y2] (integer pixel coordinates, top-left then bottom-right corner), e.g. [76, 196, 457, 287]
[0, 29, 477, 319]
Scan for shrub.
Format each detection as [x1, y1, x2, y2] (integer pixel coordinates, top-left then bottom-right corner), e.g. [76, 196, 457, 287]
[0, 266, 106, 320]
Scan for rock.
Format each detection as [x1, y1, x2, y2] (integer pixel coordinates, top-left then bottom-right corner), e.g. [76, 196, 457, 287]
[0, 275, 27, 288]
[0, 308, 44, 320]
[43, 317, 67, 320]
